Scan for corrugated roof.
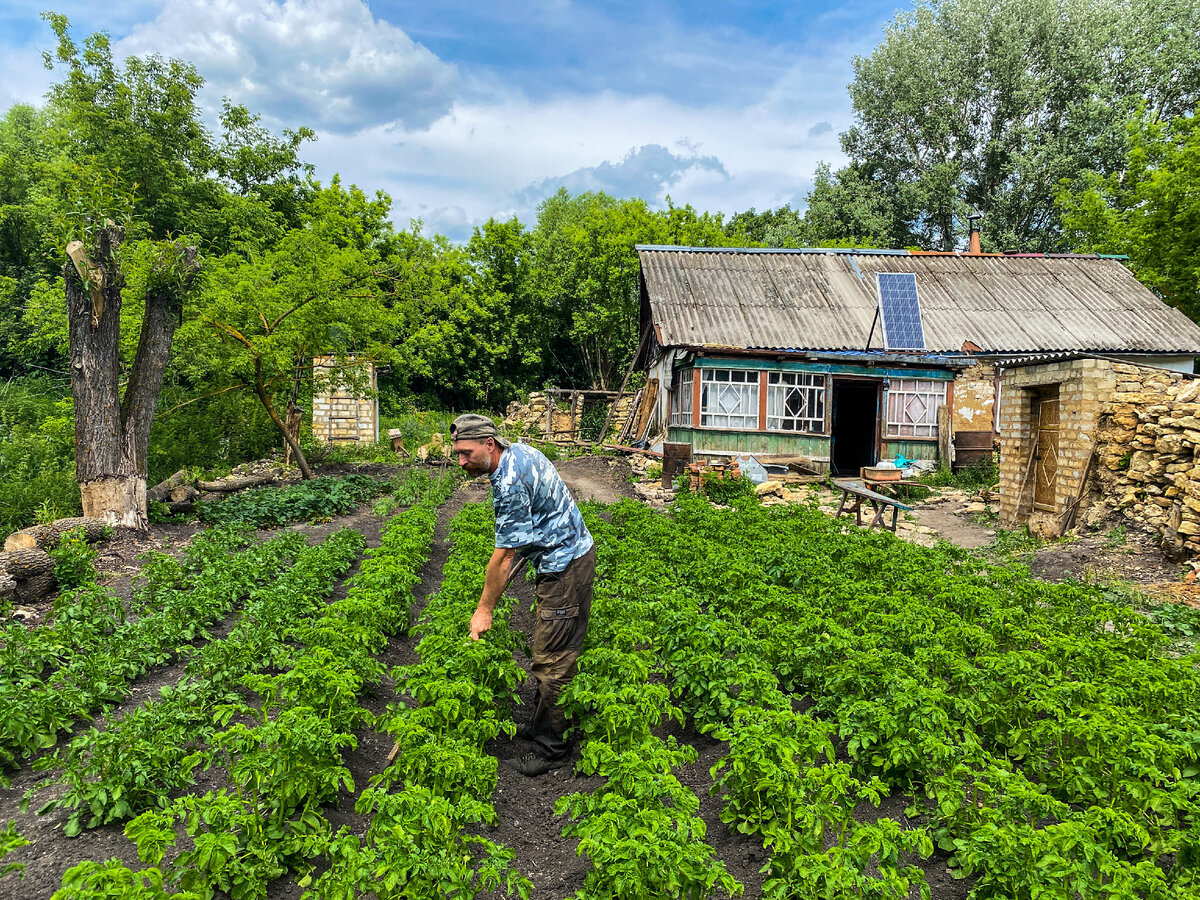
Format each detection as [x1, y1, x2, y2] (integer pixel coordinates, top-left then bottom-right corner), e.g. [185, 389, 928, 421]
[637, 247, 1200, 355]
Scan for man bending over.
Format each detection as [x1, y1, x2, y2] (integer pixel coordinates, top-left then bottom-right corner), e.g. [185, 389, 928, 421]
[451, 414, 596, 777]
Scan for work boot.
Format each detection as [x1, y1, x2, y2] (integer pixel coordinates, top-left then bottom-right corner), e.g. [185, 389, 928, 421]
[502, 752, 566, 777]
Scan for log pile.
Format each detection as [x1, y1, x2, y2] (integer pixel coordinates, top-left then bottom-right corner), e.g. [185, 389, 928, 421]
[4, 516, 109, 552]
[2, 515, 112, 603]
[0, 548, 55, 603]
[146, 460, 302, 514]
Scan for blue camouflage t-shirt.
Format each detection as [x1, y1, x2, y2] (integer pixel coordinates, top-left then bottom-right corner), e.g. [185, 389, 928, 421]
[490, 442, 594, 574]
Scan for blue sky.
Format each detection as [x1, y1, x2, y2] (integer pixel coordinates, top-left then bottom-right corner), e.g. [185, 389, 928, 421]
[0, 0, 910, 241]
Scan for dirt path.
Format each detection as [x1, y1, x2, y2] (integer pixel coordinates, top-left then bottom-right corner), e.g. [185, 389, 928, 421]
[553, 455, 635, 504]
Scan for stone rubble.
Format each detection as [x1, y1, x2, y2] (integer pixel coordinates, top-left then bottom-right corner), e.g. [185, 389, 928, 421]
[1094, 364, 1200, 556]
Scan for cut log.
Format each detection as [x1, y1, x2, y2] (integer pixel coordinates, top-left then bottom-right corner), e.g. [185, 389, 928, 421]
[147, 470, 190, 502]
[169, 485, 199, 503]
[166, 500, 195, 515]
[14, 573, 56, 604]
[0, 572, 15, 600]
[0, 548, 54, 579]
[196, 474, 274, 493]
[4, 518, 110, 553]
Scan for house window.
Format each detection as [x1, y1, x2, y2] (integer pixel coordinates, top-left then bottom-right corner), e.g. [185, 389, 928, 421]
[700, 368, 759, 429]
[886, 378, 946, 438]
[671, 369, 693, 426]
[767, 372, 826, 433]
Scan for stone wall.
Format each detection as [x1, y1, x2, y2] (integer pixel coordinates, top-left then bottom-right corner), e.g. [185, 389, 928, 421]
[952, 362, 997, 433]
[312, 357, 378, 444]
[503, 391, 635, 442]
[1093, 363, 1200, 554]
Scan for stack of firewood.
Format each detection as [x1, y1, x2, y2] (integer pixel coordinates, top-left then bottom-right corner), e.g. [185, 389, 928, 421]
[1, 517, 109, 604]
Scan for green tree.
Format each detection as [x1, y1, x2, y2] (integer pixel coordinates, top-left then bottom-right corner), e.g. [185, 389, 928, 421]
[830, 0, 1200, 251]
[188, 179, 397, 477]
[1060, 109, 1200, 320]
[527, 190, 737, 391]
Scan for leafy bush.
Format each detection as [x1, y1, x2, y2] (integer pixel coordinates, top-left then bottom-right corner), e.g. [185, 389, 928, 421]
[147, 385, 279, 486]
[49, 527, 100, 591]
[0, 377, 80, 540]
[200, 475, 384, 527]
[919, 453, 998, 490]
[701, 473, 755, 504]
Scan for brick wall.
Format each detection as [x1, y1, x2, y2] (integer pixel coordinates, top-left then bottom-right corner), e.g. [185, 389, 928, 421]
[999, 356, 1200, 551]
[312, 357, 378, 444]
[998, 358, 1114, 535]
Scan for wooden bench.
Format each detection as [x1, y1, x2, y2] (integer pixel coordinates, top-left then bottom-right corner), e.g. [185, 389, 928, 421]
[833, 479, 913, 532]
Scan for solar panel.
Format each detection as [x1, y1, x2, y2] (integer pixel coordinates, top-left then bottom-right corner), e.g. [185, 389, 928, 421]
[876, 273, 926, 350]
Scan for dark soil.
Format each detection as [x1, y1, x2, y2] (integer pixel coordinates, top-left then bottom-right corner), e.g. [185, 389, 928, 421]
[1028, 529, 1179, 584]
[553, 455, 636, 505]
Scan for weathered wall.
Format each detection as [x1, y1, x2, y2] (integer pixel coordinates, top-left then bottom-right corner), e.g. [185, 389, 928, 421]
[667, 427, 830, 465]
[952, 363, 997, 433]
[312, 357, 378, 444]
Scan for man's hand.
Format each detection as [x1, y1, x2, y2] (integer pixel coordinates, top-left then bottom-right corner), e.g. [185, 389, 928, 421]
[469, 547, 515, 641]
[469, 607, 494, 641]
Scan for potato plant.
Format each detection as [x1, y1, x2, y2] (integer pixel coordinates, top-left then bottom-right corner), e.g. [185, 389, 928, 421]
[585, 495, 1200, 899]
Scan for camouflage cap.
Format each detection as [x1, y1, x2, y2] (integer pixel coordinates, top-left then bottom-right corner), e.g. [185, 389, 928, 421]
[450, 413, 511, 448]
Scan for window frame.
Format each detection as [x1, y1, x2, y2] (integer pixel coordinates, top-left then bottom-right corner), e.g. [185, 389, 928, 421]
[766, 371, 827, 434]
[670, 368, 694, 427]
[699, 368, 761, 430]
[885, 377, 948, 439]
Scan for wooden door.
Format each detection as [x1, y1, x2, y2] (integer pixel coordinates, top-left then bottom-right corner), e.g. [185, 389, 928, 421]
[1033, 388, 1059, 511]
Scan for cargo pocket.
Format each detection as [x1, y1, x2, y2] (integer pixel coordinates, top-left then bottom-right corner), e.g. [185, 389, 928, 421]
[533, 603, 580, 658]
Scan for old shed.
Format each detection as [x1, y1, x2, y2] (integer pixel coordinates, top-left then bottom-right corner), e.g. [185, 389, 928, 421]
[636, 247, 1200, 481]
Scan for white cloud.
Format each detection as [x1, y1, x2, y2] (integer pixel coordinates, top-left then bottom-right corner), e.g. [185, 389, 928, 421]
[116, 0, 459, 133]
[303, 68, 854, 241]
[0, 1, 887, 242]
[514, 144, 727, 208]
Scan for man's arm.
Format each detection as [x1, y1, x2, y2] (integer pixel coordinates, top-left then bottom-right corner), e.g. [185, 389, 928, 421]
[469, 547, 517, 641]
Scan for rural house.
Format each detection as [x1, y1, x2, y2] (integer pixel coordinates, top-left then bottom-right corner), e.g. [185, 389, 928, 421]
[635, 246, 1200, 492]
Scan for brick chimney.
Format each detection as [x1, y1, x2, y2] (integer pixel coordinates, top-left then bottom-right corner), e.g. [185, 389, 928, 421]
[968, 212, 982, 254]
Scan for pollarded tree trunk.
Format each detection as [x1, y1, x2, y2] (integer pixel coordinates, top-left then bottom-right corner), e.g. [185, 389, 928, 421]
[65, 226, 199, 529]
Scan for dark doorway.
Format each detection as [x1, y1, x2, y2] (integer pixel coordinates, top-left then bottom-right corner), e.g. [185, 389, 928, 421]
[831, 379, 881, 476]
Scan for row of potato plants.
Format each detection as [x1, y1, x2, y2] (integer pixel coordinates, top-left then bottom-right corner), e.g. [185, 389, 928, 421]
[310, 501, 532, 899]
[53, 476, 456, 899]
[554, 505, 743, 900]
[572, 504, 931, 899]
[35, 528, 362, 834]
[0, 525, 293, 770]
[602, 495, 1200, 899]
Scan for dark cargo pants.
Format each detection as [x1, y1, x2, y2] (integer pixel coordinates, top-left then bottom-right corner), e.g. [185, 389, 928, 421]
[526, 545, 596, 761]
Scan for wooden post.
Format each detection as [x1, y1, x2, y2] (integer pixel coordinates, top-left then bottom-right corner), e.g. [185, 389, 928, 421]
[598, 327, 652, 443]
[937, 405, 953, 469]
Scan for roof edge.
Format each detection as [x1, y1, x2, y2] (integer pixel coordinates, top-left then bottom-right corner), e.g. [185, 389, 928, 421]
[635, 244, 912, 256]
